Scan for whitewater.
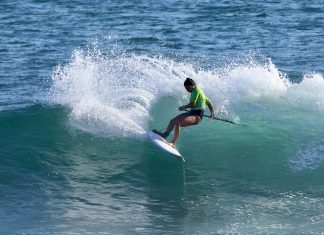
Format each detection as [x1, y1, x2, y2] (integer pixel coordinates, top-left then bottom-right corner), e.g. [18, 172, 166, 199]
[48, 45, 324, 171]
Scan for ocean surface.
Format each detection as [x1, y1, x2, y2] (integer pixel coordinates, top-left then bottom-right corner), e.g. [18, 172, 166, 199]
[1, 0, 324, 234]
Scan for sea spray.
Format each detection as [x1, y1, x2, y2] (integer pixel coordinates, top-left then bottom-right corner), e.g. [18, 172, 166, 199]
[49, 45, 324, 172]
[49, 47, 294, 138]
[284, 73, 324, 113]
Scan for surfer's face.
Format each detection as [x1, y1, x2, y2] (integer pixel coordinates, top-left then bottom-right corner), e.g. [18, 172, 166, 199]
[185, 85, 194, 93]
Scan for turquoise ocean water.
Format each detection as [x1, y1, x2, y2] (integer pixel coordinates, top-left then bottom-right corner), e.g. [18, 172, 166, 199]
[1, 1, 324, 234]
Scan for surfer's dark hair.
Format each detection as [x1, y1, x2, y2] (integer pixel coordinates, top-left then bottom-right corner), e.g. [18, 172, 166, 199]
[184, 77, 196, 86]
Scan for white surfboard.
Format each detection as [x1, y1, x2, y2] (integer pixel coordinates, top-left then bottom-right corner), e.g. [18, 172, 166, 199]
[148, 131, 185, 162]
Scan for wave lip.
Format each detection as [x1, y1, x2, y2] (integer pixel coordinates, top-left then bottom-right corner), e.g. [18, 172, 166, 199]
[285, 73, 324, 113]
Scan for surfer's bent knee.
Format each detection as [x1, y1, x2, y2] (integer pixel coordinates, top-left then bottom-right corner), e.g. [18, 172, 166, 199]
[192, 117, 201, 125]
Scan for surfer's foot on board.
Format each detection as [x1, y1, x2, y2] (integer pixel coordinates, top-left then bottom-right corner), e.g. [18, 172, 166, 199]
[153, 130, 169, 139]
[168, 142, 176, 148]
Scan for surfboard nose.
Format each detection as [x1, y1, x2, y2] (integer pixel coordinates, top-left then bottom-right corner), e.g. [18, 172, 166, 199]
[148, 131, 185, 162]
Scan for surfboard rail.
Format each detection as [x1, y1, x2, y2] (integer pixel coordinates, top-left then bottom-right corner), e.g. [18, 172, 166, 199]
[148, 131, 185, 162]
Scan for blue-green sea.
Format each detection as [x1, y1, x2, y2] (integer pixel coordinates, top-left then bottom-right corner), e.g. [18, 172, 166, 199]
[1, 1, 324, 234]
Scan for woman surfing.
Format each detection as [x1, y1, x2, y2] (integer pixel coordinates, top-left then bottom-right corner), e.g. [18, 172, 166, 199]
[153, 78, 215, 148]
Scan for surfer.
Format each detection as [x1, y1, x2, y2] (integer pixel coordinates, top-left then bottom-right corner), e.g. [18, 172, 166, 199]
[153, 78, 215, 147]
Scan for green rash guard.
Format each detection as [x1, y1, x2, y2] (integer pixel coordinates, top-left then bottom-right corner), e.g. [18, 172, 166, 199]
[190, 86, 210, 110]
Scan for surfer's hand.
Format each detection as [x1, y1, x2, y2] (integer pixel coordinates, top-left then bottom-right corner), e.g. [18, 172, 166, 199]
[178, 106, 185, 111]
[210, 112, 216, 119]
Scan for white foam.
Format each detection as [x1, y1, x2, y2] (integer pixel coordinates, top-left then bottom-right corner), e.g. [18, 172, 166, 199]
[225, 59, 289, 98]
[49, 44, 324, 138]
[289, 140, 324, 171]
[49, 48, 187, 138]
[285, 73, 324, 113]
